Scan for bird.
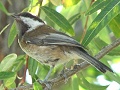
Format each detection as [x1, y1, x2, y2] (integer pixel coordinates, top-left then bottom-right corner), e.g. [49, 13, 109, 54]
[12, 12, 113, 80]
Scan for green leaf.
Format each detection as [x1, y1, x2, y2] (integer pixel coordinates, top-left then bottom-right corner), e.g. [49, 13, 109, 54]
[0, 53, 17, 71]
[86, 0, 112, 15]
[77, 72, 108, 90]
[63, 0, 80, 7]
[0, 72, 15, 80]
[94, 37, 108, 50]
[13, 55, 25, 72]
[0, 2, 11, 15]
[68, 13, 81, 25]
[28, 57, 38, 77]
[33, 82, 43, 90]
[72, 75, 79, 90]
[0, 24, 10, 35]
[82, 0, 120, 46]
[8, 22, 18, 47]
[41, 6, 74, 36]
[109, 14, 120, 38]
[106, 72, 120, 84]
[50, 0, 62, 6]
[77, 73, 90, 89]
[37, 64, 50, 80]
[108, 46, 120, 55]
[4, 73, 16, 88]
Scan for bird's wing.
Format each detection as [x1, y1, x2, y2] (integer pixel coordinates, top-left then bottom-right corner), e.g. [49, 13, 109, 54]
[23, 25, 85, 49]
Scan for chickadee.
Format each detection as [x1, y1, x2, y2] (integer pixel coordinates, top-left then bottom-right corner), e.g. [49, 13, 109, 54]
[12, 12, 113, 80]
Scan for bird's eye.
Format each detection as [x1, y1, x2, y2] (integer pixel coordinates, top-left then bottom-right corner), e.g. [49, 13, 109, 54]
[26, 41, 31, 44]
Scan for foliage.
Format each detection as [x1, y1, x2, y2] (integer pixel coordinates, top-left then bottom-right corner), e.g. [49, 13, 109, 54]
[0, 0, 120, 90]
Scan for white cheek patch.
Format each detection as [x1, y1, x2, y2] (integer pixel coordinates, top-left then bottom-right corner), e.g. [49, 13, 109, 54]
[20, 16, 44, 32]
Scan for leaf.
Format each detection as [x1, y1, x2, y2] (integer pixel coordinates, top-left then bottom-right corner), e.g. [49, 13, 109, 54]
[50, 0, 62, 6]
[72, 75, 79, 90]
[0, 72, 15, 80]
[106, 72, 120, 84]
[109, 14, 120, 38]
[28, 0, 40, 15]
[68, 13, 81, 25]
[0, 24, 10, 35]
[63, 0, 80, 7]
[28, 57, 38, 77]
[77, 72, 108, 90]
[77, 73, 90, 89]
[13, 55, 25, 72]
[82, 0, 120, 46]
[4, 73, 16, 88]
[0, 2, 11, 15]
[0, 53, 17, 71]
[41, 6, 74, 36]
[86, 0, 112, 15]
[94, 37, 108, 50]
[33, 82, 43, 90]
[37, 64, 50, 80]
[108, 46, 120, 55]
[8, 22, 18, 47]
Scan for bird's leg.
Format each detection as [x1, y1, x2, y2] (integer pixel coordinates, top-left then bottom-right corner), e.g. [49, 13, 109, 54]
[44, 66, 54, 81]
[60, 63, 70, 83]
[38, 66, 54, 90]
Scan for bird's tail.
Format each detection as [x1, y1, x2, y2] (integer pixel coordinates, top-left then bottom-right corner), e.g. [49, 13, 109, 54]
[74, 48, 113, 73]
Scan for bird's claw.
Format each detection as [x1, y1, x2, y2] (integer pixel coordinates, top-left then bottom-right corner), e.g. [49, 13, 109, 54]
[38, 80, 52, 90]
[60, 68, 70, 83]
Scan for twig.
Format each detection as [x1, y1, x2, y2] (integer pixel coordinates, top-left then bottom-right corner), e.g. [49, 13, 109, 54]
[37, 0, 43, 17]
[20, 55, 29, 84]
[80, 0, 95, 43]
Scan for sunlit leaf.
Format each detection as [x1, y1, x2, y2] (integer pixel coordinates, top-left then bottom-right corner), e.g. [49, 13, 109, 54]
[109, 14, 120, 38]
[82, 0, 120, 46]
[41, 6, 74, 36]
[29, 0, 40, 15]
[0, 53, 17, 71]
[50, 0, 62, 6]
[8, 22, 18, 47]
[86, 0, 112, 15]
[63, 0, 80, 7]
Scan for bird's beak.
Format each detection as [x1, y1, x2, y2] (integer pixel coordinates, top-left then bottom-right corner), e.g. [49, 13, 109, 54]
[11, 14, 17, 18]
[11, 14, 20, 21]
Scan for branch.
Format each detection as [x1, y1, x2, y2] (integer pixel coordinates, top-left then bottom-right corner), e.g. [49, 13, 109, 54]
[12, 38, 120, 90]
[50, 38, 120, 87]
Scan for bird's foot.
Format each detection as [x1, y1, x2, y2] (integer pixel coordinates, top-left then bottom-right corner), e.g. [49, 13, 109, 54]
[73, 63, 83, 70]
[59, 68, 70, 83]
[38, 80, 53, 90]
